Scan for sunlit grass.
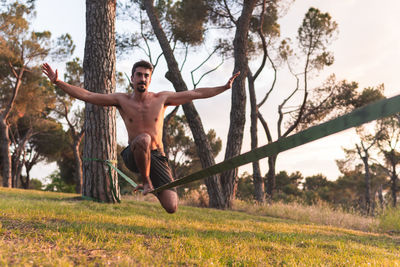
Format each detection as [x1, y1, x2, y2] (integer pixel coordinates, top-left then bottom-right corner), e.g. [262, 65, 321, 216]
[232, 200, 378, 232]
[1, 188, 399, 266]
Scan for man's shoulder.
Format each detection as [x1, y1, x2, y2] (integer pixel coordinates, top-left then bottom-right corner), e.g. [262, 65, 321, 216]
[113, 92, 130, 100]
[155, 91, 176, 97]
[155, 90, 172, 95]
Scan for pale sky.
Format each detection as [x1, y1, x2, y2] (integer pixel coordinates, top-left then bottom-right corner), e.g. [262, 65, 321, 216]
[29, 0, 400, 182]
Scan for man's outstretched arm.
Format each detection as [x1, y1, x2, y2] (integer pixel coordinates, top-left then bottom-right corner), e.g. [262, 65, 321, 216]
[42, 63, 120, 106]
[164, 71, 240, 106]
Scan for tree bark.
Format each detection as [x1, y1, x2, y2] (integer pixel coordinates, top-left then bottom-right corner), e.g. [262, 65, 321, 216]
[356, 144, 371, 214]
[266, 155, 276, 199]
[143, 0, 226, 209]
[11, 128, 32, 188]
[220, 0, 257, 208]
[72, 133, 84, 194]
[0, 118, 12, 188]
[22, 152, 39, 189]
[1, 64, 24, 188]
[378, 184, 384, 209]
[362, 155, 371, 213]
[390, 164, 397, 207]
[248, 71, 265, 203]
[83, 0, 119, 202]
[62, 101, 85, 194]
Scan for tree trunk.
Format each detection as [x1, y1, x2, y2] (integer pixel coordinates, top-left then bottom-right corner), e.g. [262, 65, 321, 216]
[0, 65, 24, 188]
[14, 152, 25, 188]
[361, 156, 371, 214]
[22, 153, 39, 189]
[11, 128, 32, 188]
[82, 0, 119, 202]
[391, 173, 397, 207]
[0, 118, 12, 188]
[220, 0, 257, 208]
[143, 0, 226, 208]
[11, 153, 17, 187]
[72, 134, 84, 194]
[266, 155, 277, 200]
[378, 184, 384, 209]
[248, 72, 264, 203]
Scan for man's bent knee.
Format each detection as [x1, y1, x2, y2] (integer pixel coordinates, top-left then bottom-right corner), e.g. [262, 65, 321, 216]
[164, 202, 178, 214]
[131, 133, 151, 152]
[158, 190, 178, 214]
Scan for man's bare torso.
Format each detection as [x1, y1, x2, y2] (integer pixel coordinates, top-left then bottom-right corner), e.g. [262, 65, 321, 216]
[116, 92, 168, 152]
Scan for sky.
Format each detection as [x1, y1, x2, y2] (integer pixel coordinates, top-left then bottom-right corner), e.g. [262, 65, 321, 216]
[29, 0, 400, 182]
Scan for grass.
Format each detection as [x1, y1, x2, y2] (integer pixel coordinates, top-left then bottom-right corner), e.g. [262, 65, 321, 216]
[1, 188, 400, 266]
[232, 200, 378, 232]
[379, 207, 400, 234]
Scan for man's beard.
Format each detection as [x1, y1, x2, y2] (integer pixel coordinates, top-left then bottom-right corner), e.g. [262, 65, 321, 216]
[137, 83, 146, 93]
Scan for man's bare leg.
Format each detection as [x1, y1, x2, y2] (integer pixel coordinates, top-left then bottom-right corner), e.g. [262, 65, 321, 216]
[131, 133, 154, 195]
[157, 190, 178, 214]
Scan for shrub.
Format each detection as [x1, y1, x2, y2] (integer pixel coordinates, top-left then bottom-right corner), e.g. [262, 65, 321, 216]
[378, 207, 400, 233]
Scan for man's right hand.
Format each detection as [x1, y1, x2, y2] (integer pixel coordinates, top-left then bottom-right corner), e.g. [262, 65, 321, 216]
[42, 63, 59, 84]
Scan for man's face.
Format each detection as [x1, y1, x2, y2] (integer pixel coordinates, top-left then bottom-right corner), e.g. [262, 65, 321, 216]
[131, 67, 152, 93]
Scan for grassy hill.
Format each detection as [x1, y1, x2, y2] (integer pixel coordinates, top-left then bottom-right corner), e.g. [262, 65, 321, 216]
[1, 188, 399, 266]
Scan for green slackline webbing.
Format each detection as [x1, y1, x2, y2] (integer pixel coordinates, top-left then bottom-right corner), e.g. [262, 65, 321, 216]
[83, 157, 142, 203]
[150, 93, 400, 194]
[83, 158, 121, 203]
[82, 157, 144, 202]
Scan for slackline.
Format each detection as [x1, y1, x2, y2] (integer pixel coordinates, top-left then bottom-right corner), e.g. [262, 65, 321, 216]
[83, 158, 142, 203]
[150, 93, 400, 194]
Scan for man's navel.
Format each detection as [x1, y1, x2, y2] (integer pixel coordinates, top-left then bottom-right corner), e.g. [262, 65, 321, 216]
[129, 118, 133, 123]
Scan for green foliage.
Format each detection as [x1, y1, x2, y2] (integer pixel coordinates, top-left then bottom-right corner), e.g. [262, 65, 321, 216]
[379, 207, 400, 233]
[273, 171, 303, 202]
[0, 0, 76, 189]
[298, 76, 385, 130]
[14, 116, 67, 160]
[115, 32, 141, 58]
[64, 56, 83, 84]
[352, 84, 385, 108]
[303, 174, 333, 204]
[0, 1, 49, 101]
[8, 65, 68, 162]
[51, 33, 75, 61]
[29, 178, 43, 190]
[165, 115, 221, 177]
[0, 1, 31, 37]
[167, 0, 209, 45]
[278, 37, 293, 61]
[247, 1, 282, 58]
[43, 171, 75, 193]
[298, 7, 338, 55]
[57, 146, 76, 185]
[163, 114, 222, 195]
[236, 172, 253, 201]
[250, 2, 281, 35]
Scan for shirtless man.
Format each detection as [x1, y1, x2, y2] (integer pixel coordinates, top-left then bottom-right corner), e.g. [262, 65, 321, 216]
[42, 60, 239, 213]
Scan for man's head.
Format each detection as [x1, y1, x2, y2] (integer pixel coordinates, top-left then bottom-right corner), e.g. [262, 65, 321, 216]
[131, 60, 153, 93]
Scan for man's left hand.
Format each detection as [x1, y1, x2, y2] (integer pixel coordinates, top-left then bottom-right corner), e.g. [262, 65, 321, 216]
[225, 71, 240, 89]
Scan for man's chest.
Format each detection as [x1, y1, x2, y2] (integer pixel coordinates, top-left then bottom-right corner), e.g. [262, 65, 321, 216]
[119, 97, 166, 124]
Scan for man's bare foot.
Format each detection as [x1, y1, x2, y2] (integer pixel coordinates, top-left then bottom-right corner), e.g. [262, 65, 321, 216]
[133, 184, 144, 192]
[142, 183, 154, 195]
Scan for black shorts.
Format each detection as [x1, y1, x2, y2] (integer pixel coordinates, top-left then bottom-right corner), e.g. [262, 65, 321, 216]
[120, 146, 176, 193]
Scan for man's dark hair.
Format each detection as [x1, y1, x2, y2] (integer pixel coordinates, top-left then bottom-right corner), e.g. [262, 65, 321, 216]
[131, 60, 153, 76]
